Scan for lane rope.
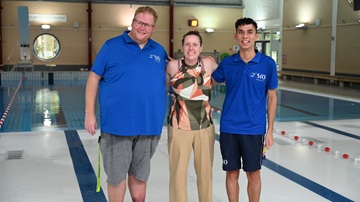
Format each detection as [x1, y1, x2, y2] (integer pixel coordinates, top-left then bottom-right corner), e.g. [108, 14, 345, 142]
[274, 129, 360, 166]
[0, 78, 23, 129]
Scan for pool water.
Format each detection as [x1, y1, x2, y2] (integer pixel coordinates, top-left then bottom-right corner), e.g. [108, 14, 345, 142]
[1, 80, 359, 132]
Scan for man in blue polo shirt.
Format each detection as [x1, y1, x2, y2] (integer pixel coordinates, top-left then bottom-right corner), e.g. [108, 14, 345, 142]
[85, 6, 168, 202]
[212, 17, 278, 202]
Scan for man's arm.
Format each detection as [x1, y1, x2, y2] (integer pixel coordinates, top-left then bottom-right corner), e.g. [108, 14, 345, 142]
[265, 89, 277, 149]
[84, 71, 101, 135]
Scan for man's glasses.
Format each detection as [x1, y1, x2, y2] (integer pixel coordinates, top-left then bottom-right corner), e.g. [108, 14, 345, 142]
[133, 19, 154, 30]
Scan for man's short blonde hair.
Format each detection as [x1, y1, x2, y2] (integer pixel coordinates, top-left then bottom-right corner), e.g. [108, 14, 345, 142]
[134, 6, 158, 23]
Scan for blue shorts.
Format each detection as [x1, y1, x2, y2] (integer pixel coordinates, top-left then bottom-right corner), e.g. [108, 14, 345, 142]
[219, 132, 264, 172]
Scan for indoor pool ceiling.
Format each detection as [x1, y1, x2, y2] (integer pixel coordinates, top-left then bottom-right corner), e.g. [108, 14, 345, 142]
[3, 0, 244, 8]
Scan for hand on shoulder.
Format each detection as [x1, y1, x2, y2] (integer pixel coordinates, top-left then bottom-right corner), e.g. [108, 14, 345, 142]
[166, 59, 180, 77]
[202, 57, 218, 73]
[201, 55, 216, 63]
[166, 55, 174, 63]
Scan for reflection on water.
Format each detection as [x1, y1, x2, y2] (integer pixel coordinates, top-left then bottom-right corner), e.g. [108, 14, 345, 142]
[34, 88, 60, 127]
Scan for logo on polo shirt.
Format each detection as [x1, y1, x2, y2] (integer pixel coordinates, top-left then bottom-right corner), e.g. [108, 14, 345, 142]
[149, 54, 161, 63]
[250, 72, 266, 82]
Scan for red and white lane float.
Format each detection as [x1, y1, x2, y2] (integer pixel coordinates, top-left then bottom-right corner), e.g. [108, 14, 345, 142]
[0, 79, 23, 129]
[275, 129, 360, 166]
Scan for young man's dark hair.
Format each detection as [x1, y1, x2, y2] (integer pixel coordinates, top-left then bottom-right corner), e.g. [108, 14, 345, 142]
[235, 17, 258, 32]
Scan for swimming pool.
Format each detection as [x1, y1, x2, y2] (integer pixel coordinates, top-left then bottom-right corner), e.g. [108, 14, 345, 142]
[0, 78, 359, 132]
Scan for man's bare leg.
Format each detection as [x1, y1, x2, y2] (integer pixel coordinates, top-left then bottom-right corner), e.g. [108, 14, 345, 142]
[246, 170, 261, 202]
[128, 175, 147, 202]
[226, 170, 240, 202]
[108, 180, 126, 202]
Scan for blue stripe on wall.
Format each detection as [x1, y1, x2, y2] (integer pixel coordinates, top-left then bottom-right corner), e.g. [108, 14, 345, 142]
[65, 130, 107, 202]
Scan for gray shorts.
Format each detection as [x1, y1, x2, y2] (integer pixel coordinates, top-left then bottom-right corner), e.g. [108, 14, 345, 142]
[100, 132, 160, 185]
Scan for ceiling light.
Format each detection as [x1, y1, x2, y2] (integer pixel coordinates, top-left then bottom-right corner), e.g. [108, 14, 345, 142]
[205, 28, 214, 33]
[295, 23, 308, 30]
[41, 24, 51, 29]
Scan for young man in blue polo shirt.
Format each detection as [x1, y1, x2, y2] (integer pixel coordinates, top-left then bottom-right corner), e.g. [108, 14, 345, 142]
[85, 6, 168, 202]
[212, 17, 278, 202]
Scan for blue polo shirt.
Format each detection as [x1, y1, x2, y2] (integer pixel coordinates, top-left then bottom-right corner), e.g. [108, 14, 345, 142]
[91, 31, 168, 136]
[212, 50, 278, 135]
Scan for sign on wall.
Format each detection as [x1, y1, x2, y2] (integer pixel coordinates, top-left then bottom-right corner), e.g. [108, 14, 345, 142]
[29, 14, 67, 23]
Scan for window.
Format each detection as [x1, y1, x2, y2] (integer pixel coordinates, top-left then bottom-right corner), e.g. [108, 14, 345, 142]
[33, 33, 61, 61]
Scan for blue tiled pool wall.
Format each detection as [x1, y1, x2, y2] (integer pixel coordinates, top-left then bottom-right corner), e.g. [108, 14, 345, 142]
[0, 72, 89, 87]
